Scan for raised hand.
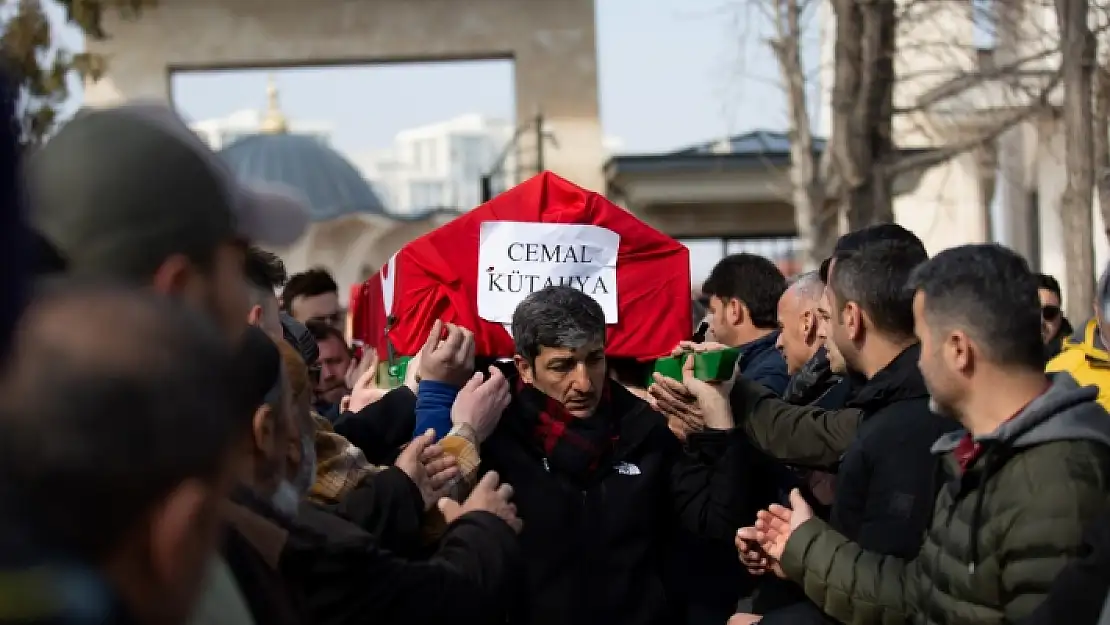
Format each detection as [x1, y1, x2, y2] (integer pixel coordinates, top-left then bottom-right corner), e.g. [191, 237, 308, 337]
[346, 360, 388, 414]
[450, 366, 511, 443]
[395, 429, 461, 511]
[736, 526, 782, 578]
[678, 353, 736, 430]
[419, 320, 475, 387]
[649, 373, 705, 440]
[437, 471, 522, 533]
[345, 347, 378, 392]
[754, 489, 814, 568]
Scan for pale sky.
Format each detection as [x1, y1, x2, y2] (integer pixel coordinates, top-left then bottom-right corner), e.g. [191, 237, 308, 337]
[56, 0, 820, 282]
[162, 0, 820, 155]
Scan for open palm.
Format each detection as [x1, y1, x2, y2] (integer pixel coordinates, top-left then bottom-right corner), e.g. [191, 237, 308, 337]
[755, 489, 813, 563]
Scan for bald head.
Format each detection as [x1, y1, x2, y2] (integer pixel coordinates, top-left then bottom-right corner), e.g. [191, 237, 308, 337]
[776, 271, 825, 374]
[779, 271, 824, 317]
[0, 281, 248, 562]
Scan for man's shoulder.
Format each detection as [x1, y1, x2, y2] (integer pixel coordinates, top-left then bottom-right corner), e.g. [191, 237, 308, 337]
[1013, 438, 1110, 474]
[986, 440, 1110, 511]
[742, 349, 789, 396]
[868, 396, 950, 427]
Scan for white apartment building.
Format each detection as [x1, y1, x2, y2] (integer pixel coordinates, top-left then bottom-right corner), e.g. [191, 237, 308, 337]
[356, 114, 516, 215]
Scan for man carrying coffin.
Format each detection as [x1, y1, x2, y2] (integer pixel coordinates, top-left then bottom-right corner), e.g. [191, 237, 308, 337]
[419, 285, 752, 625]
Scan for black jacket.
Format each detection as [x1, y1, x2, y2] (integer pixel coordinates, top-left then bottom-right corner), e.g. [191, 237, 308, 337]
[333, 386, 417, 465]
[675, 336, 795, 625]
[479, 368, 751, 625]
[751, 349, 854, 620]
[224, 486, 521, 625]
[782, 347, 848, 408]
[827, 344, 958, 557]
[751, 346, 954, 625]
[325, 465, 427, 556]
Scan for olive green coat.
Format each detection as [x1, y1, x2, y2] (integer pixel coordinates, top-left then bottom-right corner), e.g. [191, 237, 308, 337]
[780, 376, 1110, 625]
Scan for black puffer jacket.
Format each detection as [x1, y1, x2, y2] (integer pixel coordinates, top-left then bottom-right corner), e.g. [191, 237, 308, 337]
[478, 365, 752, 625]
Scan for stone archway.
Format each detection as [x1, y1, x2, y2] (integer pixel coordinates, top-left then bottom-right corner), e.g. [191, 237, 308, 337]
[82, 0, 605, 192]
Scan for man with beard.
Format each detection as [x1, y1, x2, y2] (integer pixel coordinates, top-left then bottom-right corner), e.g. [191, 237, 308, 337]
[225, 328, 523, 625]
[25, 103, 519, 625]
[1020, 262, 1110, 625]
[745, 244, 1110, 625]
[24, 102, 309, 625]
[307, 321, 354, 416]
[0, 284, 250, 625]
[778, 272, 852, 411]
[654, 224, 926, 471]
[774, 272, 839, 516]
[416, 285, 752, 625]
[1046, 266, 1110, 412]
[728, 240, 958, 624]
[1037, 273, 1073, 361]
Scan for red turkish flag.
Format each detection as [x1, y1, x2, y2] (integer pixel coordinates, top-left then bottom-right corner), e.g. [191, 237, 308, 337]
[351, 171, 691, 360]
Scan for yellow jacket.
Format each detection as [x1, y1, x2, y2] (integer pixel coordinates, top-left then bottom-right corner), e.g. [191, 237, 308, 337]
[1047, 318, 1110, 412]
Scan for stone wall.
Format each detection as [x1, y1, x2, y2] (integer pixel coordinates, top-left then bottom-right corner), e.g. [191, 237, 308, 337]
[84, 0, 605, 192]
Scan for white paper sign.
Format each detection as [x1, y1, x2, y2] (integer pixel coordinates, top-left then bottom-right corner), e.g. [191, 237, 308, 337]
[477, 221, 620, 324]
[380, 252, 398, 316]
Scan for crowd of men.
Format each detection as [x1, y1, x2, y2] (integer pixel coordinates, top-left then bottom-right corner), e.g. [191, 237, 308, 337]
[2, 99, 1110, 625]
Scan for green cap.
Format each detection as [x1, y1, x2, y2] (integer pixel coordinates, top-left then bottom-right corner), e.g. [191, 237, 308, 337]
[27, 102, 309, 279]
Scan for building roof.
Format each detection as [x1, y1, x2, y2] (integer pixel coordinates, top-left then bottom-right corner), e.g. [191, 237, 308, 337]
[213, 77, 459, 223]
[671, 130, 827, 156]
[220, 133, 390, 221]
[604, 130, 826, 176]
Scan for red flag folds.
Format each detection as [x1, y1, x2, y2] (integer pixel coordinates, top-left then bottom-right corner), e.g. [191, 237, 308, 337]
[350, 171, 691, 360]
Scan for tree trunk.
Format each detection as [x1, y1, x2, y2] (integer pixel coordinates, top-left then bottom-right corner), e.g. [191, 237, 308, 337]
[1094, 64, 1110, 245]
[829, 0, 897, 228]
[1055, 0, 1097, 321]
[770, 0, 828, 269]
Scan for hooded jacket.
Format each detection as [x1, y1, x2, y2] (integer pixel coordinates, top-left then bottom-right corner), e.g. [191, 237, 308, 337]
[778, 373, 1110, 625]
[1047, 318, 1110, 412]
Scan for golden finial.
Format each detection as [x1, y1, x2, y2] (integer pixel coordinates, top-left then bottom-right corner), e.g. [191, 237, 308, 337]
[259, 74, 289, 134]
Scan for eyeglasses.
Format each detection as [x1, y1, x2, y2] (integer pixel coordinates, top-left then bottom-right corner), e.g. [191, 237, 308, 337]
[1042, 305, 1061, 321]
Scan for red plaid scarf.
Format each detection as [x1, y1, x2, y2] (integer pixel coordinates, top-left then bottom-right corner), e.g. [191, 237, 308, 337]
[517, 380, 618, 485]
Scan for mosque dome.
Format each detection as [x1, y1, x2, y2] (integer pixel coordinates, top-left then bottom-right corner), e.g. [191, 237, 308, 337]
[218, 77, 387, 221]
